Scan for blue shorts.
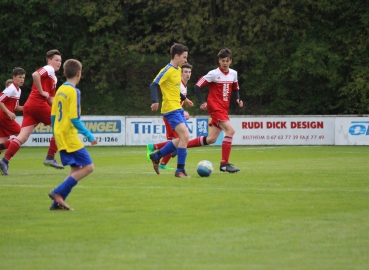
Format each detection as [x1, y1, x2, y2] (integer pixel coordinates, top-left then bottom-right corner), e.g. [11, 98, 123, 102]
[59, 148, 93, 167]
[163, 109, 188, 130]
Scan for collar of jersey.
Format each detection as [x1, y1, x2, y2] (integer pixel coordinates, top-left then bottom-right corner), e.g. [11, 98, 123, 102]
[168, 63, 178, 69]
[63, 82, 76, 88]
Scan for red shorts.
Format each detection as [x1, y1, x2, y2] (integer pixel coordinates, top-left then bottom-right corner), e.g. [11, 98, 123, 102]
[22, 103, 51, 128]
[163, 117, 179, 140]
[209, 110, 229, 130]
[0, 117, 21, 137]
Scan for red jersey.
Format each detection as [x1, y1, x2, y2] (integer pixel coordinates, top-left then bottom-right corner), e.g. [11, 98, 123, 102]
[0, 83, 21, 119]
[195, 67, 239, 113]
[26, 65, 57, 106]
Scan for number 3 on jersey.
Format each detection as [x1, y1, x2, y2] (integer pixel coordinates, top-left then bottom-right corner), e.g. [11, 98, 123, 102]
[58, 101, 63, 122]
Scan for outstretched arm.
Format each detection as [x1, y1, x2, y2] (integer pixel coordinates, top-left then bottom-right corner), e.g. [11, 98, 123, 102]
[71, 118, 95, 142]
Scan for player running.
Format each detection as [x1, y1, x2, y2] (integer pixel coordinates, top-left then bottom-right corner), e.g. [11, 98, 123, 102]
[0, 68, 26, 159]
[0, 50, 64, 176]
[146, 63, 193, 169]
[148, 43, 194, 177]
[48, 59, 97, 210]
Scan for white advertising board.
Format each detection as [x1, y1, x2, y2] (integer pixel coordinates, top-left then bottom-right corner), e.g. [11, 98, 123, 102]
[335, 117, 369, 145]
[125, 117, 197, 146]
[15, 116, 126, 146]
[11, 115, 368, 146]
[230, 117, 335, 145]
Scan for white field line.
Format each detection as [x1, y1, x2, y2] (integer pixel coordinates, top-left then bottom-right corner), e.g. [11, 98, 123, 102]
[0, 184, 368, 193]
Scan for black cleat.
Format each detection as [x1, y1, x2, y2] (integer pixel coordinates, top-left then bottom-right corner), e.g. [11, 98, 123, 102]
[48, 190, 73, 210]
[50, 204, 68, 210]
[220, 163, 240, 173]
[43, 159, 64, 169]
[0, 158, 9, 176]
[149, 152, 160, 174]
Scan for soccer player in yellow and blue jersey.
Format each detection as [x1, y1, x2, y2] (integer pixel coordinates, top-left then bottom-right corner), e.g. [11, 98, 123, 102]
[149, 43, 193, 177]
[48, 59, 97, 210]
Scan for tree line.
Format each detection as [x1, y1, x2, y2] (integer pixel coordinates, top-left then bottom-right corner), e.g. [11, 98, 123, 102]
[0, 0, 368, 116]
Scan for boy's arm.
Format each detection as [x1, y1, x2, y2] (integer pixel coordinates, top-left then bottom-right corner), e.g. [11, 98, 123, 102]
[0, 102, 16, 120]
[71, 118, 95, 142]
[194, 85, 205, 105]
[51, 115, 56, 137]
[233, 90, 243, 107]
[150, 82, 160, 111]
[32, 71, 49, 99]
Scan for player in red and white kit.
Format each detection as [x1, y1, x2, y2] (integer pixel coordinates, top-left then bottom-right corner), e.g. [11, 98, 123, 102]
[0, 68, 26, 156]
[0, 50, 64, 176]
[146, 63, 192, 169]
[190, 48, 243, 173]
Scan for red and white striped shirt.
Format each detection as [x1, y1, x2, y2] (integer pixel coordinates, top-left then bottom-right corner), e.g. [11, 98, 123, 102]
[0, 82, 21, 118]
[196, 67, 239, 112]
[26, 65, 57, 106]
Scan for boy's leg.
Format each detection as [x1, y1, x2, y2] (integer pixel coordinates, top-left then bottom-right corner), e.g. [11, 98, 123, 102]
[149, 140, 178, 174]
[0, 124, 35, 175]
[218, 121, 239, 173]
[173, 123, 189, 177]
[44, 137, 64, 169]
[187, 136, 209, 148]
[159, 154, 173, 169]
[0, 139, 11, 151]
[146, 141, 169, 162]
[49, 149, 94, 210]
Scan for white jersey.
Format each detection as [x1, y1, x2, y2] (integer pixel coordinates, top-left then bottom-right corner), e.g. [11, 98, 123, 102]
[180, 80, 187, 96]
[0, 83, 21, 112]
[180, 80, 187, 106]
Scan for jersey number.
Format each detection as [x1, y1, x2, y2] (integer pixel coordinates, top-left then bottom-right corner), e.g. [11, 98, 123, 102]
[223, 84, 230, 101]
[57, 101, 62, 122]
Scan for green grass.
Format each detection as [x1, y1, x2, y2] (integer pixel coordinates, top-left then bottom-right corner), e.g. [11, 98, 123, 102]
[0, 146, 368, 270]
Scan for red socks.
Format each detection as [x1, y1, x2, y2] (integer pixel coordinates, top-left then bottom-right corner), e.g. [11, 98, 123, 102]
[221, 136, 233, 165]
[4, 138, 22, 161]
[154, 141, 169, 150]
[47, 137, 58, 157]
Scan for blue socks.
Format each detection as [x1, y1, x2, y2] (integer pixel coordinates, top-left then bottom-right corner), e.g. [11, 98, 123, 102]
[54, 176, 78, 200]
[155, 141, 177, 159]
[176, 147, 187, 172]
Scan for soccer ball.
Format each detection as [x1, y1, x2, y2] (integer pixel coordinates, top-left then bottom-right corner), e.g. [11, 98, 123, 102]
[197, 160, 214, 177]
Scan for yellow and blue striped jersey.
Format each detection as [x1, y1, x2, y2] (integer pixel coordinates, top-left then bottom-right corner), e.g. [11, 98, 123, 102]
[153, 64, 182, 114]
[51, 82, 84, 152]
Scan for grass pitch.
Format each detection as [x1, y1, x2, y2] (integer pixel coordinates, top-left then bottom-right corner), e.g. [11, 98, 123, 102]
[0, 146, 368, 270]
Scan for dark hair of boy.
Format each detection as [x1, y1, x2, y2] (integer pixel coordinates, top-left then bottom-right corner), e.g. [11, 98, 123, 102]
[46, 49, 61, 62]
[181, 63, 192, 70]
[217, 48, 233, 59]
[170, 43, 188, 59]
[13, 67, 26, 76]
[63, 59, 82, 79]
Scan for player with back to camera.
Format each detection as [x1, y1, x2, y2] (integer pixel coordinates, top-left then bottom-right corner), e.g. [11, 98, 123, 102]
[0, 50, 64, 176]
[146, 63, 193, 169]
[48, 59, 98, 210]
[0, 68, 26, 160]
[147, 48, 243, 173]
[149, 43, 194, 178]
